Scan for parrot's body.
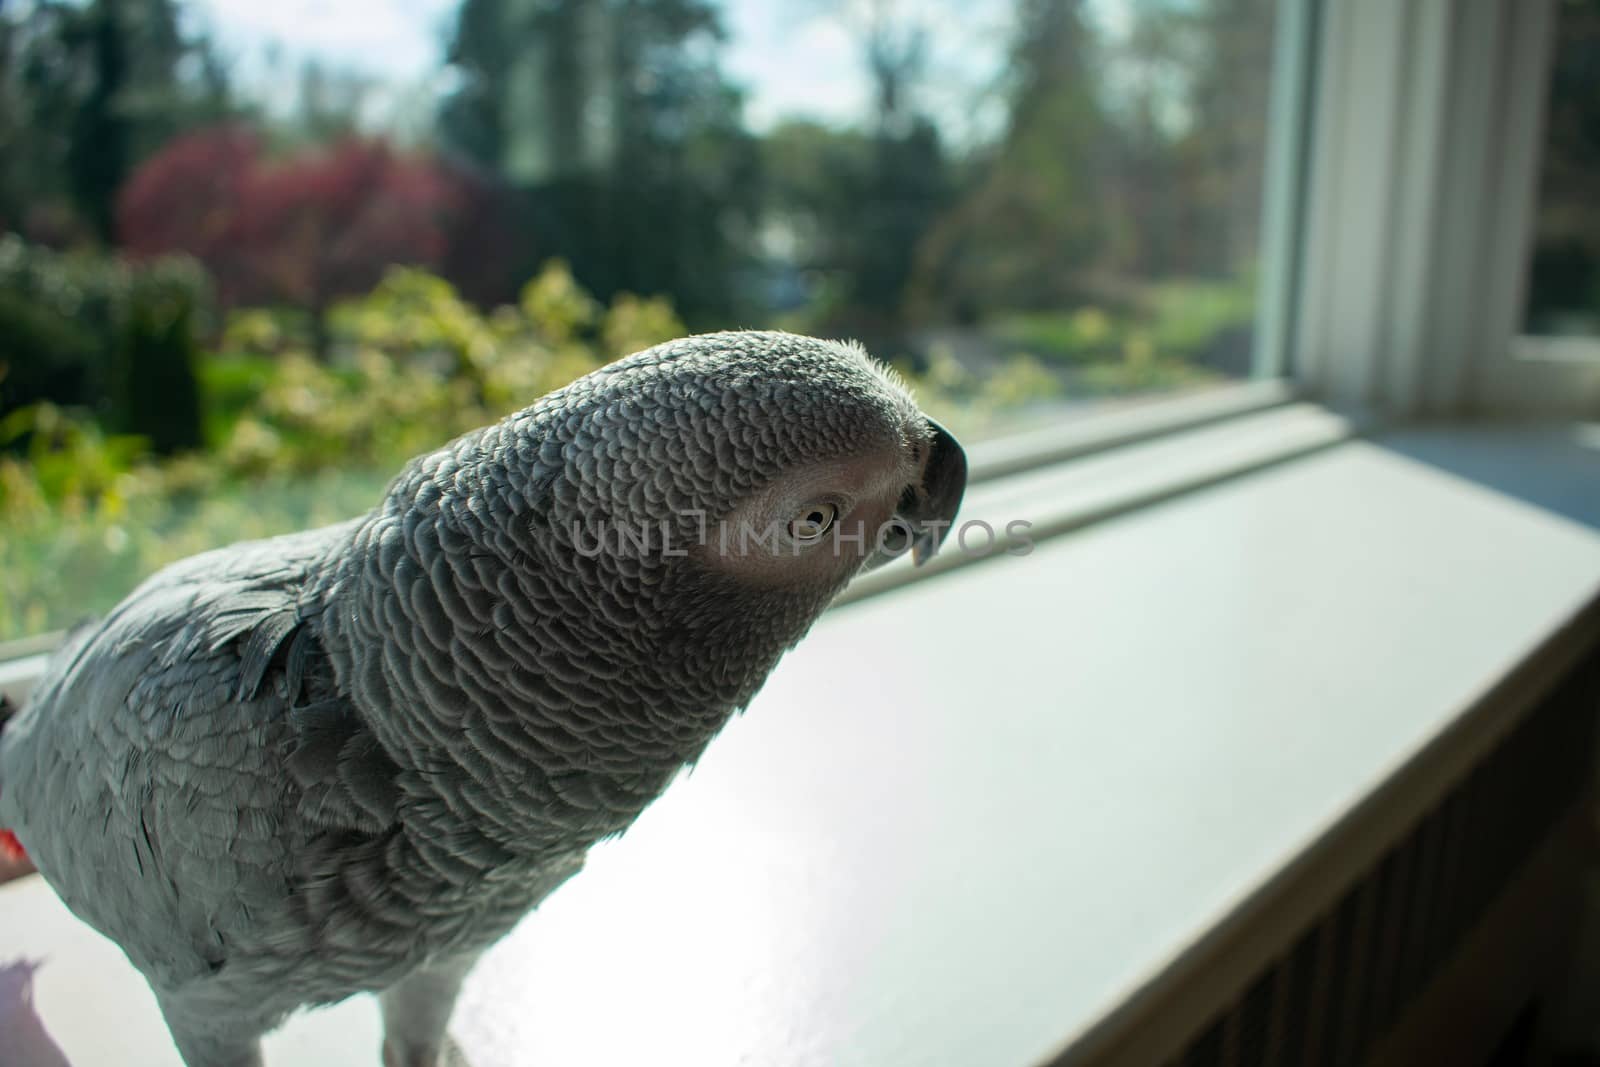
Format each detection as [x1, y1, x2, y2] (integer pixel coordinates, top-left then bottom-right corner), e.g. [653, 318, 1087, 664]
[0, 331, 966, 1067]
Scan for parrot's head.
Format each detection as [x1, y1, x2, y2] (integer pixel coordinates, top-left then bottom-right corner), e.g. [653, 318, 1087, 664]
[361, 329, 968, 799]
[507, 329, 967, 702]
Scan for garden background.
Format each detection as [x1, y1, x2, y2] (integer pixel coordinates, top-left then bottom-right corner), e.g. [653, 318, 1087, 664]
[0, 0, 1282, 638]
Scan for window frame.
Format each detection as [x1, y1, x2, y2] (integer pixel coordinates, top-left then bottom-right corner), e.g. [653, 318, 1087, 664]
[5, 0, 1591, 666]
[1293, 0, 1600, 417]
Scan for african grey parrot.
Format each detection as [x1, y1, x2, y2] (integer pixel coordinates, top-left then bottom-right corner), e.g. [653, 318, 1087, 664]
[0, 330, 967, 1067]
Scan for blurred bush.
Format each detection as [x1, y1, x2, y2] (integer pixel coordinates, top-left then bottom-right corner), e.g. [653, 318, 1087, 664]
[989, 276, 1255, 370]
[218, 260, 658, 477]
[0, 237, 208, 453]
[112, 261, 207, 453]
[0, 256, 1080, 640]
[0, 260, 685, 638]
[119, 130, 479, 359]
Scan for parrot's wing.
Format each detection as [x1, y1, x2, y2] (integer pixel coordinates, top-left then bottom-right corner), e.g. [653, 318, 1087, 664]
[0, 520, 385, 991]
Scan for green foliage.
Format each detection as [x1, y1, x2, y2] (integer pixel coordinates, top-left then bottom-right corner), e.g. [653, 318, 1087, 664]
[0, 237, 210, 452]
[909, 0, 1110, 315]
[601, 292, 686, 361]
[1078, 332, 1216, 394]
[196, 351, 280, 448]
[880, 348, 1067, 444]
[993, 307, 1123, 364]
[0, 0, 1287, 639]
[0, 257, 1080, 641]
[1144, 276, 1257, 355]
[0, 0, 238, 243]
[1, 459, 393, 642]
[515, 260, 599, 346]
[0, 262, 689, 639]
[0, 238, 127, 396]
[111, 259, 207, 452]
[439, 0, 760, 323]
[0, 403, 149, 516]
[988, 276, 1253, 385]
[0, 287, 101, 412]
[211, 262, 683, 479]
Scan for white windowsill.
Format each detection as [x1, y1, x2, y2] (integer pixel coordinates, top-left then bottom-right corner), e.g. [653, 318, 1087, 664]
[0, 381, 1322, 705]
[4, 420, 1600, 1067]
[840, 397, 1357, 607]
[962, 379, 1298, 485]
[1514, 334, 1600, 365]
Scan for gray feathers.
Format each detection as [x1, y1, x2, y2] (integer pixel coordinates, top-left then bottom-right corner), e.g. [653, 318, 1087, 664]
[0, 331, 953, 1058]
[287, 699, 400, 832]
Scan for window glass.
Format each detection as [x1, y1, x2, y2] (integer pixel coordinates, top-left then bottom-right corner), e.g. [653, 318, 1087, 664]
[1524, 0, 1600, 338]
[0, 0, 1286, 640]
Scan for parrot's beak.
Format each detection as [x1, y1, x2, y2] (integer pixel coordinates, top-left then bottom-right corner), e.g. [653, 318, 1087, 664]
[904, 418, 967, 566]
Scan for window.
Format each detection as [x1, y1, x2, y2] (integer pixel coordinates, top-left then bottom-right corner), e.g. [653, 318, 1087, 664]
[1522, 0, 1600, 347]
[0, 0, 1306, 642]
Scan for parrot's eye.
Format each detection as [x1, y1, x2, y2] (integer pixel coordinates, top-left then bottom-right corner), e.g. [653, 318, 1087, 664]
[788, 501, 839, 544]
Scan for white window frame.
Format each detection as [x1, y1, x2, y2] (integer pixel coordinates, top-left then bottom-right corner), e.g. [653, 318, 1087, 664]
[1294, 0, 1600, 417]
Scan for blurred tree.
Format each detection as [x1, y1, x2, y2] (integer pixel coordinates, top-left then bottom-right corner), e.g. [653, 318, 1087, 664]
[110, 260, 205, 452]
[760, 120, 872, 278]
[119, 130, 469, 359]
[244, 139, 461, 358]
[852, 0, 949, 336]
[114, 125, 262, 304]
[435, 167, 524, 308]
[292, 61, 374, 147]
[0, 0, 89, 238]
[438, 0, 516, 173]
[758, 0, 950, 347]
[438, 0, 759, 323]
[910, 0, 1110, 317]
[597, 0, 759, 319]
[0, 236, 207, 452]
[67, 0, 132, 245]
[861, 17, 949, 334]
[1095, 2, 1194, 279]
[1177, 0, 1276, 276]
[0, 0, 23, 231]
[0, 0, 236, 245]
[997, 0, 1274, 285]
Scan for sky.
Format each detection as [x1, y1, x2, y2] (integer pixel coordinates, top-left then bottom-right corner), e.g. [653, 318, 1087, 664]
[189, 0, 458, 83]
[185, 0, 1022, 137]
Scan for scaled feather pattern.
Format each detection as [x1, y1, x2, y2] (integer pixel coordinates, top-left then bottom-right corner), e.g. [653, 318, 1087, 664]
[0, 330, 967, 1067]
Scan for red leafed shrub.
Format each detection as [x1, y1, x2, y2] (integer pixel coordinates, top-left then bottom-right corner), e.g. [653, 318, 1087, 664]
[118, 127, 474, 323]
[116, 125, 261, 303]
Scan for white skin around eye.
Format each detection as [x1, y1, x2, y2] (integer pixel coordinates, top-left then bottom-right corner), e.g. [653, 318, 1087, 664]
[693, 447, 916, 586]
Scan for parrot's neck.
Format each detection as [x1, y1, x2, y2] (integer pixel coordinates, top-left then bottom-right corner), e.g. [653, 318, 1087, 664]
[303, 456, 790, 857]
